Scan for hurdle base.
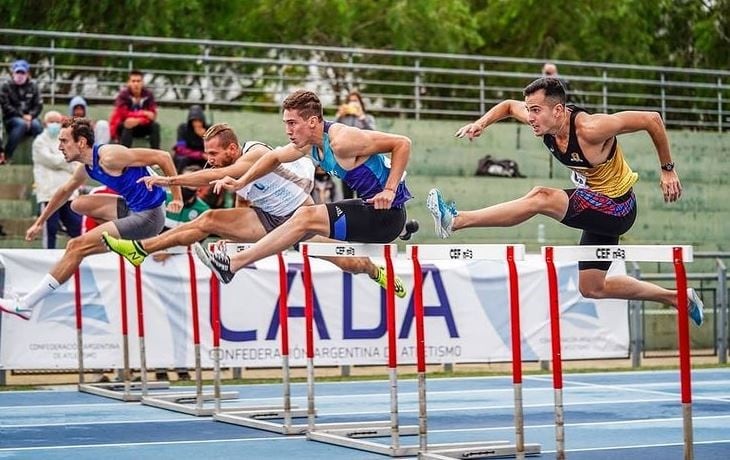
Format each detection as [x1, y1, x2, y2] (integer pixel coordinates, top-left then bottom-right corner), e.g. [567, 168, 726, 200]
[77, 381, 170, 402]
[419, 442, 542, 459]
[308, 422, 420, 457]
[213, 408, 312, 435]
[141, 391, 239, 416]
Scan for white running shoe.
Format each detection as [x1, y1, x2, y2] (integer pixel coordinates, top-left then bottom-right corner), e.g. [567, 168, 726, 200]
[0, 294, 31, 321]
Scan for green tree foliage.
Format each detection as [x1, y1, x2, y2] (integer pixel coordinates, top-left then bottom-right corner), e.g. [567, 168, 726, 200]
[1, 0, 726, 68]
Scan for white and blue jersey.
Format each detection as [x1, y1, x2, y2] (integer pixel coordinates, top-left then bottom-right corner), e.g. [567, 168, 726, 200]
[310, 121, 412, 208]
[85, 144, 166, 212]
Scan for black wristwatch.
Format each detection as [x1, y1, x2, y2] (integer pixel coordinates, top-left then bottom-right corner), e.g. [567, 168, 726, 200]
[661, 162, 675, 172]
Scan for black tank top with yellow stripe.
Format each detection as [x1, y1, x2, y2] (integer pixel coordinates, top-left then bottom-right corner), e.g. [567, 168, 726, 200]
[542, 105, 637, 198]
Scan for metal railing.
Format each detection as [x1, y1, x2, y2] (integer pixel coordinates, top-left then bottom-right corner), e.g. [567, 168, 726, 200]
[1, 28, 729, 130]
[629, 252, 730, 367]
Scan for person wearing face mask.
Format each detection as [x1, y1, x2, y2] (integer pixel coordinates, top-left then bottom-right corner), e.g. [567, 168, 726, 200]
[0, 60, 44, 164]
[31, 110, 82, 249]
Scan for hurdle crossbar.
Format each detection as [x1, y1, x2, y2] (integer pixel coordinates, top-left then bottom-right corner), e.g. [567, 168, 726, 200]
[212, 244, 310, 432]
[78, 259, 169, 401]
[542, 244, 695, 460]
[409, 244, 541, 459]
[302, 243, 421, 457]
[141, 247, 241, 416]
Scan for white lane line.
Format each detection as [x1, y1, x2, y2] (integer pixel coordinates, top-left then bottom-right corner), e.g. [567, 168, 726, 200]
[0, 436, 305, 452]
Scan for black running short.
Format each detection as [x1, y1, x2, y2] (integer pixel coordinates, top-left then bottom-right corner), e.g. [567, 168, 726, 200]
[560, 188, 637, 271]
[325, 199, 406, 243]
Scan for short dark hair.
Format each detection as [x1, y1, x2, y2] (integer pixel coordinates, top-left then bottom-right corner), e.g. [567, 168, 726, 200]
[282, 89, 323, 121]
[129, 69, 143, 79]
[523, 77, 566, 106]
[62, 117, 95, 146]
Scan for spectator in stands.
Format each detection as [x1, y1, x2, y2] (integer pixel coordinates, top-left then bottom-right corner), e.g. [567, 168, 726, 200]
[334, 90, 376, 198]
[69, 96, 111, 145]
[172, 105, 209, 170]
[109, 69, 160, 149]
[31, 110, 82, 249]
[0, 59, 43, 164]
[542, 61, 578, 103]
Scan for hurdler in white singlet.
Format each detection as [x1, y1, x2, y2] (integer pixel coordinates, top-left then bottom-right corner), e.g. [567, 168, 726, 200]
[236, 141, 315, 217]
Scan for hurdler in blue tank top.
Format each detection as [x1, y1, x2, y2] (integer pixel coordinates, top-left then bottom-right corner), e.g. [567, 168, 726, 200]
[310, 122, 412, 208]
[85, 144, 166, 212]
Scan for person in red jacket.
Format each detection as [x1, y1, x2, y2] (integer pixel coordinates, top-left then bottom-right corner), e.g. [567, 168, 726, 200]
[109, 69, 160, 149]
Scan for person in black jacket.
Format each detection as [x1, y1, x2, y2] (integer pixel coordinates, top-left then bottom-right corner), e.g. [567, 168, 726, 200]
[172, 105, 210, 170]
[0, 60, 43, 164]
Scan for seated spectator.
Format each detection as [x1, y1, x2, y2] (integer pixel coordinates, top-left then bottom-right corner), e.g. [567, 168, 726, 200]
[109, 69, 160, 149]
[335, 89, 376, 130]
[172, 105, 209, 170]
[31, 110, 82, 249]
[0, 59, 43, 164]
[69, 96, 111, 145]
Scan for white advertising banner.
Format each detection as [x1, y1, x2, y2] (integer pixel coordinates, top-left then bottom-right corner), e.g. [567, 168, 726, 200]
[0, 249, 628, 370]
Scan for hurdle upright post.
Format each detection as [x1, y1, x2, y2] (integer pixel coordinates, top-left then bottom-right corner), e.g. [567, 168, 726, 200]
[276, 252, 293, 428]
[211, 274, 222, 414]
[410, 243, 540, 459]
[543, 246, 565, 460]
[543, 244, 696, 460]
[134, 266, 149, 397]
[302, 243, 316, 431]
[74, 268, 84, 384]
[673, 247, 693, 460]
[119, 257, 131, 392]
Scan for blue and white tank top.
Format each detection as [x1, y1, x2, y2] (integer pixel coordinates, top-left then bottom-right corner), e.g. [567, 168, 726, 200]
[236, 141, 315, 217]
[85, 144, 166, 212]
[310, 122, 412, 208]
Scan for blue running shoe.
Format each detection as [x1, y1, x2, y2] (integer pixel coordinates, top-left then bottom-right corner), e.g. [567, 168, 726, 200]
[687, 288, 704, 327]
[426, 188, 458, 239]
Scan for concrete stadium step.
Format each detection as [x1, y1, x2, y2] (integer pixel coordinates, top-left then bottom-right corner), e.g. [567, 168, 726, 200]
[0, 184, 31, 200]
[0, 199, 34, 219]
[0, 164, 33, 183]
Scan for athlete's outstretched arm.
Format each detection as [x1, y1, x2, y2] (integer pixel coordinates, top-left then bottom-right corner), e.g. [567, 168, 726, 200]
[211, 143, 306, 194]
[26, 164, 89, 241]
[328, 125, 411, 209]
[99, 144, 183, 210]
[455, 100, 529, 140]
[582, 111, 680, 202]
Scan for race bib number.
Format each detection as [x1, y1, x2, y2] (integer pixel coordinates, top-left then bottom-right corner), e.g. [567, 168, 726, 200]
[571, 170, 587, 188]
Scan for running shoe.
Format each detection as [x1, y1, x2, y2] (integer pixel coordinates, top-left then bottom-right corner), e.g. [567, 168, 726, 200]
[101, 232, 148, 266]
[372, 266, 407, 299]
[426, 188, 458, 239]
[193, 242, 235, 284]
[0, 293, 31, 321]
[687, 288, 704, 327]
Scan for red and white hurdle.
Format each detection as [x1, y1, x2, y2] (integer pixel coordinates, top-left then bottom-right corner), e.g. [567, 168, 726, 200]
[301, 242, 420, 457]
[408, 244, 541, 459]
[77, 257, 169, 401]
[542, 245, 695, 460]
[140, 246, 239, 416]
[212, 243, 310, 432]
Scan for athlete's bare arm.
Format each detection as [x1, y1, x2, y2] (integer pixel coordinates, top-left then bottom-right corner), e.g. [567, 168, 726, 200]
[579, 110, 680, 202]
[455, 100, 529, 139]
[26, 164, 89, 240]
[211, 143, 307, 194]
[98, 144, 183, 211]
[327, 124, 411, 209]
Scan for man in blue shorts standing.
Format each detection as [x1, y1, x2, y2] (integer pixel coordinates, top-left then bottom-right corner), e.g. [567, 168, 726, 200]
[0, 117, 181, 320]
[195, 89, 412, 284]
[427, 77, 704, 327]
